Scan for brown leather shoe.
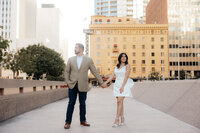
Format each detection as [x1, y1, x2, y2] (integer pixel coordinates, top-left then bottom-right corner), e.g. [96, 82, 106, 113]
[64, 123, 70, 129]
[80, 121, 90, 126]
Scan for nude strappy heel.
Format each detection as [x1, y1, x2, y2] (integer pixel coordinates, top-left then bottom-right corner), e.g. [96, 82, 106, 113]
[112, 118, 119, 128]
[120, 116, 125, 126]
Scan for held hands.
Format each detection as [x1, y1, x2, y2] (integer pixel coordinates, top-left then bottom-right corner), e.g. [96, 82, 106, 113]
[101, 82, 107, 88]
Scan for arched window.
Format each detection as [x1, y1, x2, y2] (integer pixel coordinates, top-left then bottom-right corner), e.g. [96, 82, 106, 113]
[99, 19, 102, 24]
[107, 19, 110, 24]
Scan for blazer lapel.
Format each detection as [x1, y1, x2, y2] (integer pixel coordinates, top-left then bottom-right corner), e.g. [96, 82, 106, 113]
[74, 56, 79, 71]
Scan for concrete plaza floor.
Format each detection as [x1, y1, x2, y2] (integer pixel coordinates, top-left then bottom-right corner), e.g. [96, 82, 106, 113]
[0, 86, 200, 133]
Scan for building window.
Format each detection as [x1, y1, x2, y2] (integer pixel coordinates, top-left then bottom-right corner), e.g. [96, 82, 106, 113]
[142, 60, 145, 64]
[114, 60, 117, 64]
[151, 37, 154, 42]
[161, 52, 164, 56]
[97, 52, 100, 57]
[107, 37, 110, 41]
[151, 45, 154, 49]
[97, 30, 100, 34]
[142, 52, 145, 57]
[152, 67, 155, 72]
[161, 45, 164, 49]
[108, 52, 110, 56]
[160, 37, 164, 42]
[133, 67, 136, 72]
[97, 45, 100, 49]
[97, 60, 101, 64]
[152, 60, 155, 64]
[161, 67, 164, 71]
[107, 30, 110, 34]
[132, 52, 136, 56]
[142, 45, 145, 49]
[97, 37, 100, 42]
[151, 52, 155, 56]
[99, 19, 102, 24]
[132, 60, 136, 64]
[107, 19, 110, 24]
[95, 19, 98, 24]
[142, 67, 145, 72]
[107, 45, 110, 48]
[126, 18, 130, 21]
[142, 37, 145, 42]
[118, 19, 122, 22]
[161, 60, 164, 64]
[132, 45, 136, 49]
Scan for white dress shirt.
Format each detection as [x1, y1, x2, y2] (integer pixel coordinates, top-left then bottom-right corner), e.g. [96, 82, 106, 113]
[77, 55, 83, 69]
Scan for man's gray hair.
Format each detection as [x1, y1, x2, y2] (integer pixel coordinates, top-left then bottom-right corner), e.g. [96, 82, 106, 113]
[76, 43, 84, 51]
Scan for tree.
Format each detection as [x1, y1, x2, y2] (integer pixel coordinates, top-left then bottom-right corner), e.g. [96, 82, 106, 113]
[149, 71, 161, 81]
[18, 44, 65, 81]
[180, 69, 185, 80]
[2, 52, 21, 78]
[0, 36, 10, 63]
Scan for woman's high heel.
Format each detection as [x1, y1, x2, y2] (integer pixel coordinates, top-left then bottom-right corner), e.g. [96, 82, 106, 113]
[112, 118, 119, 128]
[120, 116, 125, 126]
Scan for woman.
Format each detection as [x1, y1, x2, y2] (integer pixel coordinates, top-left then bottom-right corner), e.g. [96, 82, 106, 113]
[104, 53, 134, 127]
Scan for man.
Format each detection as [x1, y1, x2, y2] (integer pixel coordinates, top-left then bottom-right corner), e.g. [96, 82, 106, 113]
[64, 43, 106, 129]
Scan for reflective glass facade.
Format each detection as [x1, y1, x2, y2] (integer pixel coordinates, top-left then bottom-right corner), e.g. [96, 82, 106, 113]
[147, 0, 200, 78]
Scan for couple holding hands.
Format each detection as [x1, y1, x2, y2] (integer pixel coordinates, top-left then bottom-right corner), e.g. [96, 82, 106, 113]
[64, 43, 134, 129]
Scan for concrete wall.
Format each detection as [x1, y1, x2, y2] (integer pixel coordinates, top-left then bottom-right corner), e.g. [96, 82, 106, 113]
[132, 80, 200, 129]
[0, 79, 67, 95]
[0, 88, 68, 122]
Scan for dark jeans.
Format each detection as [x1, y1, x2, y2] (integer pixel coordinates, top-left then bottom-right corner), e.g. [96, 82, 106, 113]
[65, 83, 87, 124]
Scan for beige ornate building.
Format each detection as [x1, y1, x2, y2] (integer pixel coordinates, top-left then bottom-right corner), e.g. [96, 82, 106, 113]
[89, 15, 169, 79]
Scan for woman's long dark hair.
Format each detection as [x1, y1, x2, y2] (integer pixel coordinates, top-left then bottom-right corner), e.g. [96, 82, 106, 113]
[116, 53, 128, 68]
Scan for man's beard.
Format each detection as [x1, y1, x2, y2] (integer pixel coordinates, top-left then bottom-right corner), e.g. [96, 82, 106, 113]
[75, 51, 80, 55]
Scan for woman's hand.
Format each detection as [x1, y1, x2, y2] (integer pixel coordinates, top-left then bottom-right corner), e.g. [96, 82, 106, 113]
[120, 87, 124, 94]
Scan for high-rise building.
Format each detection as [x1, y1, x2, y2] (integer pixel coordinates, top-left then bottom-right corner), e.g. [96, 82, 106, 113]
[89, 16, 169, 79]
[16, 0, 38, 49]
[146, 0, 200, 78]
[0, 0, 38, 79]
[36, 4, 68, 62]
[0, 0, 17, 50]
[94, 0, 133, 17]
[18, 0, 37, 39]
[133, 0, 150, 23]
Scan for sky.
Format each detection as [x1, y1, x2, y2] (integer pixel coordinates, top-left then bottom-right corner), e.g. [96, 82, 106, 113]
[37, 0, 94, 57]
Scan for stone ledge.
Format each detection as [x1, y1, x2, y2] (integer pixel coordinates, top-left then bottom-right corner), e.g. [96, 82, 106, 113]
[0, 88, 68, 122]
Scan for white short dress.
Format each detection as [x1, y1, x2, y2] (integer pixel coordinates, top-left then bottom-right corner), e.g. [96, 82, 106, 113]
[113, 66, 134, 97]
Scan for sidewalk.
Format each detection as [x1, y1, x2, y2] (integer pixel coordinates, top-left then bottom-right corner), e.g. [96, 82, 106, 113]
[0, 86, 200, 133]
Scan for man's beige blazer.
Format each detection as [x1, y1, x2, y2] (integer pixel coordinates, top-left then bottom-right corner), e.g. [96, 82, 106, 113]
[65, 55, 103, 92]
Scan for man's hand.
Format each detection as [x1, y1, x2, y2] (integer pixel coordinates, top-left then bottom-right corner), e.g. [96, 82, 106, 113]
[101, 82, 107, 88]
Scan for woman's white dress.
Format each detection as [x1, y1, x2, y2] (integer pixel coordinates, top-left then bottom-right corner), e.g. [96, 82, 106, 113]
[113, 66, 134, 97]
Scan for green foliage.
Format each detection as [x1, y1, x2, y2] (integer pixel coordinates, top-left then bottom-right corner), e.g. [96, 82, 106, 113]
[17, 44, 65, 81]
[3, 52, 20, 78]
[0, 36, 10, 63]
[180, 69, 185, 80]
[149, 71, 161, 81]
